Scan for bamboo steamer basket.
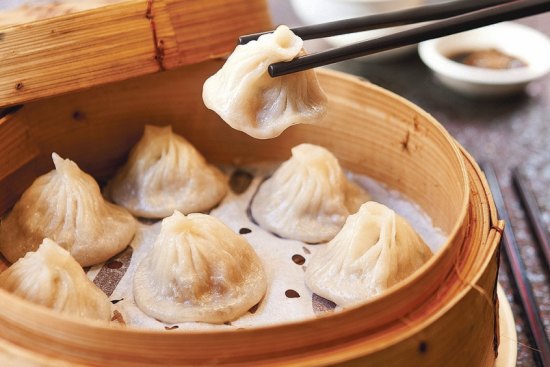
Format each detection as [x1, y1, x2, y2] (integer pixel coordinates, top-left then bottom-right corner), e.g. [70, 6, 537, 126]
[0, 1, 503, 366]
[0, 65, 504, 366]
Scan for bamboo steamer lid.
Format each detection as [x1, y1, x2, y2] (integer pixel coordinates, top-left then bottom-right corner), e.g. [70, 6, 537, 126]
[0, 0, 272, 108]
[0, 61, 503, 365]
[0, 0, 123, 26]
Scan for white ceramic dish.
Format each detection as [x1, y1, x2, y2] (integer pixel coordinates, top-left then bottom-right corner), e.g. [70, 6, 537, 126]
[418, 22, 550, 97]
[289, 0, 422, 61]
[495, 285, 518, 367]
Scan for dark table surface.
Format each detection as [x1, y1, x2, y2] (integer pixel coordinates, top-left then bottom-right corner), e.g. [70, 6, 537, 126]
[271, 2, 549, 366]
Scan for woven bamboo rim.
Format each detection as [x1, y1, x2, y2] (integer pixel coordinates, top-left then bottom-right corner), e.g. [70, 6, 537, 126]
[0, 65, 501, 366]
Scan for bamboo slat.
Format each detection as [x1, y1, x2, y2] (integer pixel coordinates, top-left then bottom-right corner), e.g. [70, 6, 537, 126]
[0, 64, 501, 366]
[0, 1, 123, 27]
[0, 0, 272, 108]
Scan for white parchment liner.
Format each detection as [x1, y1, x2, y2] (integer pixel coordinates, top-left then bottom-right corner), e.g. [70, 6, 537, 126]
[86, 165, 446, 331]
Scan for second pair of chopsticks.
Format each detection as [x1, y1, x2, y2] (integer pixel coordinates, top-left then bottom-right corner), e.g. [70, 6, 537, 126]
[240, 0, 550, 77]
[483, 164, 550, 366]
[513, 169, 550, 272]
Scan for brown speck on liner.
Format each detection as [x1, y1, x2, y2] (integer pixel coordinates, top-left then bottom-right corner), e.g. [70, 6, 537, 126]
[165, 325, 179, 330]
[229, 169, 254, 194]
[285, 289, 300, 298]
[292, 254, 305, 265]
[239, 227, 252, 235]
[302, 246, 311, 255]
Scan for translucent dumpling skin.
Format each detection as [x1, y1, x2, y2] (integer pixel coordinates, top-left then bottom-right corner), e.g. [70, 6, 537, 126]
[251, 144, 370, 243]
[203, 25, 328, 139]
[108, 125, 227, 218]
[0, 153, 136, 267]
[133, 211, 267, 324]
[305, 202, 433, 306]
[0, 238, 111, 321]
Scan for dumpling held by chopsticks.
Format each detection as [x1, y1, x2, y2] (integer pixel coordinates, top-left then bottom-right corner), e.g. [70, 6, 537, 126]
[203, 25, 328, 139]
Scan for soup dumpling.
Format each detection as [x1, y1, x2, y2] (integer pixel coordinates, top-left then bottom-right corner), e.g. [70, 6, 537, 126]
[133, 211, 267, 324]
[108, 125, 227, 218]
[0, 153, 136, 267]
[250, 144, 370, 243]
[203, 25, 327, 139]
[305, 201, 433, 306]
[0, 238, 111, 321]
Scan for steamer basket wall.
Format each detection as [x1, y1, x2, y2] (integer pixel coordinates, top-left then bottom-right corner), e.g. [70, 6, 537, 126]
[0, 62, 502, 367]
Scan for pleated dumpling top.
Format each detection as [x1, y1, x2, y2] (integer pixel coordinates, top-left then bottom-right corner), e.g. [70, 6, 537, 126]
[305, 202, 433, 306]
[133, 211, 267, 324]
[0, 238, 111, 321]
[203, 25, 327, 139]
[108, 125, 227, 219]
[251, 144, 370, 243]
[0, 153, 136, 267]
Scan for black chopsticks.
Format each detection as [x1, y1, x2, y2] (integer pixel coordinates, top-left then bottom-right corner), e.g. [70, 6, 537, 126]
[238, 0, 550, 77]
[512, 168, 550, 273]
[239, 0, 515, 44]
[482, 163, 550, 367]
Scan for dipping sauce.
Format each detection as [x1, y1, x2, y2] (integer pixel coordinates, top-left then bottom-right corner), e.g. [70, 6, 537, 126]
[449, 49, 527, 70]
